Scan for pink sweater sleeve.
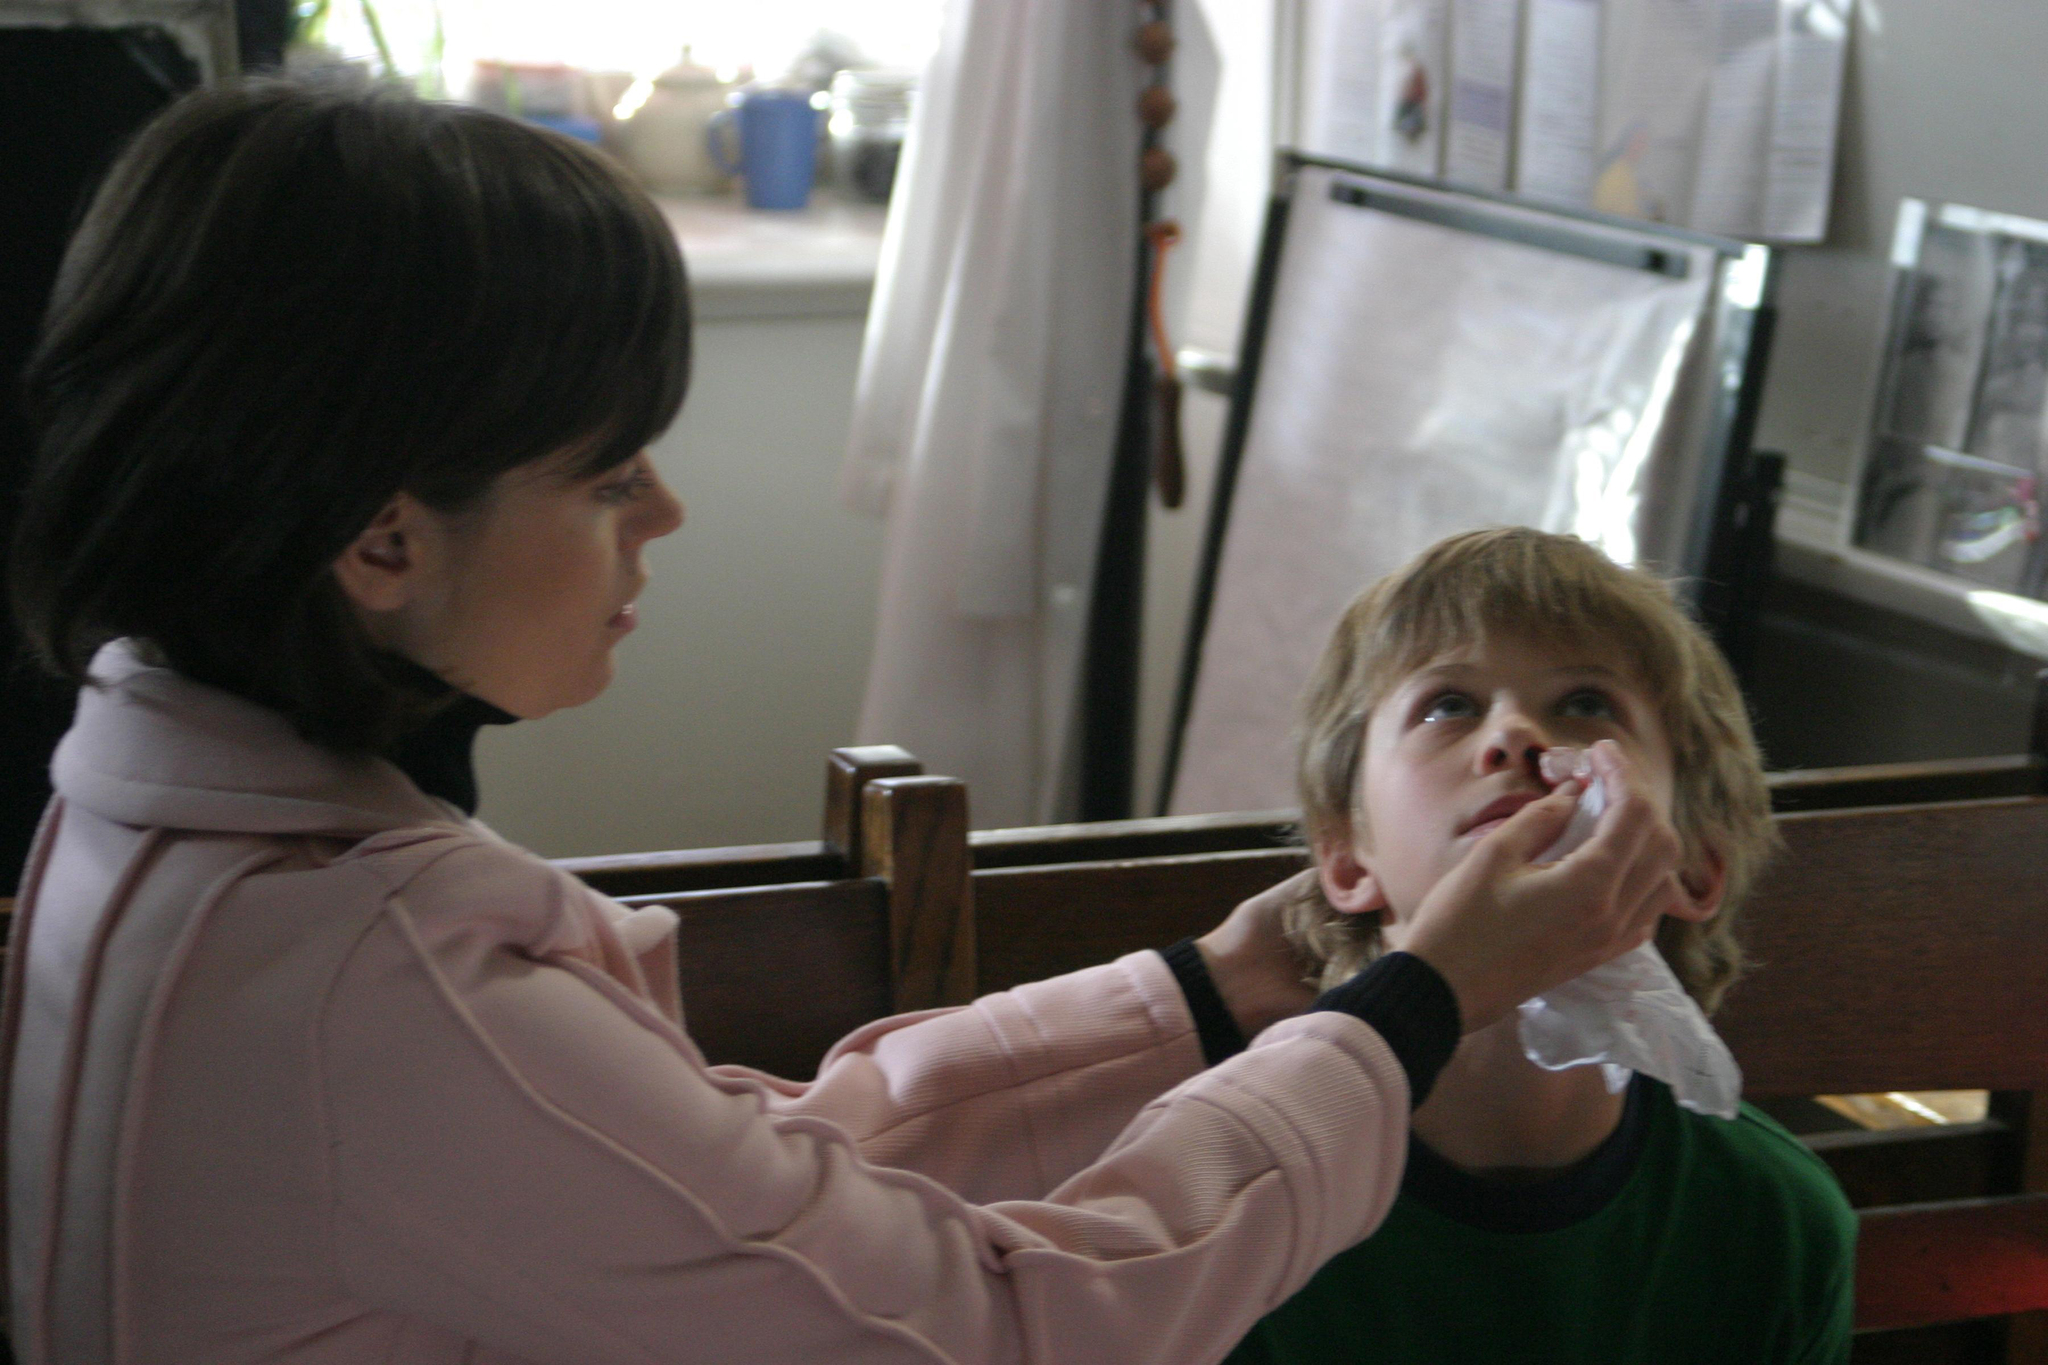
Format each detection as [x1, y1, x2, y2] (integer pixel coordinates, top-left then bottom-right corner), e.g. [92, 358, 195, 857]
[320, 884, 1412, 1365]
[714, 952, 1208, 1205]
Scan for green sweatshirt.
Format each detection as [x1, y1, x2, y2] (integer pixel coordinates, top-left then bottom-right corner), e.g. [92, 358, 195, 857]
[1226, 1077, 1855, 1365]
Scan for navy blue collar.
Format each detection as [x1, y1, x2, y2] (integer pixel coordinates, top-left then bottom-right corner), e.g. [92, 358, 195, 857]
[1402, 1073, 1656, 1234]
[381, 661, 516, 816]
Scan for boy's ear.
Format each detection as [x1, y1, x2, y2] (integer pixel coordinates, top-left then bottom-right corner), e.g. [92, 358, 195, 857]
[332, 494, 427, 614]
[1316, 836, 1390, 919]
[1667, 846, 1728, 924]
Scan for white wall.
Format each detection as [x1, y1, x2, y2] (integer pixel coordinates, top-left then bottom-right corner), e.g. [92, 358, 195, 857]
[474, 310, 882, 857]
[1753, 0, 2048, 489]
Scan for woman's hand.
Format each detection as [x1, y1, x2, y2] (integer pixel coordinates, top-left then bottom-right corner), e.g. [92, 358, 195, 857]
[1398, 740, 1684, 1033]
[1195, 870, 1322, 1039]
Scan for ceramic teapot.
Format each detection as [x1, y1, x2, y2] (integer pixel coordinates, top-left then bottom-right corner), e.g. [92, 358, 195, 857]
[617, 54, 736, 196]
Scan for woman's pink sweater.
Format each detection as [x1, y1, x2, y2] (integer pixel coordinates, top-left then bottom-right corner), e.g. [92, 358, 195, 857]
[2, 644, 1409, 1364]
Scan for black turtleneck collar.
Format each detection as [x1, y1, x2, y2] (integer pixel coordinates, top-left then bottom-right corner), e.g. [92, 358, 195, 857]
[380, 659, 518, 817]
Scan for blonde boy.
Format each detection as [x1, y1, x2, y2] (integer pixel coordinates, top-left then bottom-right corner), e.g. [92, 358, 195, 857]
[1226, 528, 1855, 1365]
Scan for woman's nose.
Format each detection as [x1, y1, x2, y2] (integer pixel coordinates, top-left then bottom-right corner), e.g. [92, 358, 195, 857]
[641, 471, 686, 541]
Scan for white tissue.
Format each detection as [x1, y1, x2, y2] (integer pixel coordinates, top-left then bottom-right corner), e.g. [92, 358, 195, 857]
[1516, 748, 1743, 1119]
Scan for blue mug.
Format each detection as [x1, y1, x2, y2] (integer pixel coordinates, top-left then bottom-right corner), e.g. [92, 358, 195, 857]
[707, 88, 822, 211]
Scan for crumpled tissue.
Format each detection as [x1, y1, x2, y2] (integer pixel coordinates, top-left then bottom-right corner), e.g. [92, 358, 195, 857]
[1516, 747, 1742, 1119]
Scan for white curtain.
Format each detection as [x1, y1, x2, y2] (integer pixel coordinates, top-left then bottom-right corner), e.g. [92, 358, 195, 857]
[841, 0, 1163, 827]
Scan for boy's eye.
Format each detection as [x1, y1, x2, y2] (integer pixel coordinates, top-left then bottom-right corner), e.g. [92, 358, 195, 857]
[1557, 687, 1618, 721]
[1421, 691, 1480, 723]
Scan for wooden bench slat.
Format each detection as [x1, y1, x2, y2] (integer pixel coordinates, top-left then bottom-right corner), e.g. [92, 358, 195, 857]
[650, 880, 892, 1080]
[556, 749, 2047, 903]
[1717, 797, 2048, 1097]
[1854, 1194, 2048, 1333]
[970, 810, 1301, 869]
[559, 841, 843, 898]
[1806, 1121, 2016, 1210]
[1767, 754, 2044, 812]
[975, 848, 1307, 996]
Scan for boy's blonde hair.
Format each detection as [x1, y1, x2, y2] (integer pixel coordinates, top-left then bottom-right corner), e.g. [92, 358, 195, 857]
[1291, 527, 1777, 1013]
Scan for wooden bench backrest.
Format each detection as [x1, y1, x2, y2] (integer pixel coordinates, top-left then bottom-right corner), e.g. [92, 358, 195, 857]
[975, 800, 2048, 1081]
[1713, 795, 2048, 1341]
[662, 877, 893, 1079]
[633, 774, 2048, 1099]
[564, 751, 2046, 899]
[563, 667, 2048, 900]
[1717, 797, 2048, 1097]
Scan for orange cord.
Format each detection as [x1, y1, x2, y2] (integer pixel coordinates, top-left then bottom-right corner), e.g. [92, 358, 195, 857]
[1144, 219, 1181, 378]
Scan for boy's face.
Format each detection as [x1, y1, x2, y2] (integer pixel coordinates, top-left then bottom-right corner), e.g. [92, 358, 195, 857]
[1318, 629, 1700, 933]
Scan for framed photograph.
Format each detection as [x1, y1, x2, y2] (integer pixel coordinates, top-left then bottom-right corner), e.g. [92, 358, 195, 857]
[1852, 201, 2048, 598]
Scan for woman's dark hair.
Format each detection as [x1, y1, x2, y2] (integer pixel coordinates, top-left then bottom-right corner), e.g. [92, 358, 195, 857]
[11, 79, 691, 751]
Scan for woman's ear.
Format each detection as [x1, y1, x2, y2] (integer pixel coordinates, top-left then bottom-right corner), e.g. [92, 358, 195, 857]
[332, 494, 428, 613]
[1315, 834, 1389, 919]
[1668, 846, 1728, 923]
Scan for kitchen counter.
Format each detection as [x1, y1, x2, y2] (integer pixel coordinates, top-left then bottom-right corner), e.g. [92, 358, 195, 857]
[658, 192, 888, 321]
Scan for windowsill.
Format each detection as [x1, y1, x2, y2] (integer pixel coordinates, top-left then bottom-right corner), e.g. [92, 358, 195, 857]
[1774, 470, 2048, 662]
[657, 191, 887, 322]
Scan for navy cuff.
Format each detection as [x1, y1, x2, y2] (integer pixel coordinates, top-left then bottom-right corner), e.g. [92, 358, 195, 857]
[1311, 951, 1462, 1108]
[1158, 938, 1249, 1066]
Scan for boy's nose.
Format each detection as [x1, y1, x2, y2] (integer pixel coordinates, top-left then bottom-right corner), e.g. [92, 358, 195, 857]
[1480, 713, 1549, 780]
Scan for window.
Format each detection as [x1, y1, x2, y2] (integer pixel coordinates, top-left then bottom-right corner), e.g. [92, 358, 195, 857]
[297, 0, 942, 100]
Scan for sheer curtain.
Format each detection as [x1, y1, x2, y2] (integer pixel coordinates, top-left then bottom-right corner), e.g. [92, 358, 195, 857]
[840, 0, 1157, 827]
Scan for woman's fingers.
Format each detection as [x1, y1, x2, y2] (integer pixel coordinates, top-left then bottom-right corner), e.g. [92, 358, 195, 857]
[1399, 741, 1690, 1029]
[1577, 743, 1667, 885]
[1474, 779, 1583, 870]
[1196, 870, 1322, 1036]
[1610, 823, 1681, 937]
[1535, 741, 1681, 962]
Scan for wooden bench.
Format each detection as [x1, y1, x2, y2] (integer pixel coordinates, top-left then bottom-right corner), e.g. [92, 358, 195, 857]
[560, 748, 2046, 900]
[559, 667, 2048, 901]
[1713, 796, 2048, 1355]
[619, 768, 2048, 1356]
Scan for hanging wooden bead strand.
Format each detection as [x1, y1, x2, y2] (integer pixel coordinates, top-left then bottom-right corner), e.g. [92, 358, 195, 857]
[1135, 1, 1185, 509]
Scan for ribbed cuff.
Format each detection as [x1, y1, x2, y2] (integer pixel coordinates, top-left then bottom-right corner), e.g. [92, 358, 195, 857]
[1311, 951, 1462, 1108]
[1158, 938, 1249, 1066]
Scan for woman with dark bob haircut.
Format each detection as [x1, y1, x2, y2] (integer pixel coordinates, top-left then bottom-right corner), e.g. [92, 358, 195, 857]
[2, 80, 1685, 1364]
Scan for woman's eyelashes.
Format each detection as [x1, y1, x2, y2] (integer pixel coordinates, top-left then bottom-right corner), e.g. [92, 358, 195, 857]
[594, 466, 655, 506]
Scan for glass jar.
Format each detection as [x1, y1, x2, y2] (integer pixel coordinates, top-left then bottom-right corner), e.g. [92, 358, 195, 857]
[828, 68, 916, 204]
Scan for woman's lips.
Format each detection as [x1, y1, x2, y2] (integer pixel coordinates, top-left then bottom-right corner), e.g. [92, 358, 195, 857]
[607, 603, 638, 632]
